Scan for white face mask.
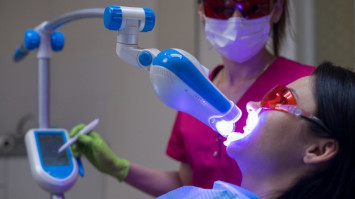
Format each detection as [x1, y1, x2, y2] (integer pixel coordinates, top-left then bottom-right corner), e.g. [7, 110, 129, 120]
[205, 15, 271, 63]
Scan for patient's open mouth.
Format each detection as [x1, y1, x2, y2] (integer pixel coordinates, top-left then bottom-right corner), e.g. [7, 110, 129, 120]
[224, 108, 261, 146]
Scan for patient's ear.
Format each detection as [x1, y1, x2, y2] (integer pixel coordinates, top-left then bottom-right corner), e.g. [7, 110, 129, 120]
[303, 139, 338, 164]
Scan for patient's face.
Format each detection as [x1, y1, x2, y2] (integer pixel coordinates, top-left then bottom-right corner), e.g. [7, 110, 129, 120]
[227, 76, 316, 174]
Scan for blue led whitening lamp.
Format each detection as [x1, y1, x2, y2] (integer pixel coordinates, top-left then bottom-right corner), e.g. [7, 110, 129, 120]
[25, 129, 78, 195]
[150, 49, 242, 137]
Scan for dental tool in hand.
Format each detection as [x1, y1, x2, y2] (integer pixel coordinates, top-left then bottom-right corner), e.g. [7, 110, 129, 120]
[58, 118, 100, 153]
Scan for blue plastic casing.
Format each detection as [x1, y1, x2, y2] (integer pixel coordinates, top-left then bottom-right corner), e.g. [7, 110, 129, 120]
[34, 130, 74, 179]
[24, 29, 40, 50]
[152, 49, 231, 114]
[104, 5, 155, 32]
[13, 46, 29, 62]
[51, 31, 65, 52]
[104, 5, 123, 31]
[139, 51, 153, 67]
[142, 8, 155, 32]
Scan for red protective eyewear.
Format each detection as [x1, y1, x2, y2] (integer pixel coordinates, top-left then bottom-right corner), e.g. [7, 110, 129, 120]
[203, 0, 271, 20]
[260, 85, 333, 136]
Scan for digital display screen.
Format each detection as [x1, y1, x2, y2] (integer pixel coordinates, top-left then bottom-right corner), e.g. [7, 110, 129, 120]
[38, 133, 70, 166]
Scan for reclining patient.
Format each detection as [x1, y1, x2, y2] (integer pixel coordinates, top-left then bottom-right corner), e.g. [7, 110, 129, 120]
[158, 61, 355, 199]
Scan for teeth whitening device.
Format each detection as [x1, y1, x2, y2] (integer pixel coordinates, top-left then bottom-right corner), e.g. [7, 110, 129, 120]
[103, 5, 242, 136]
[14, 5, 242, 139]
[103, 5, 242, 137]
[14, 6, 242, 198]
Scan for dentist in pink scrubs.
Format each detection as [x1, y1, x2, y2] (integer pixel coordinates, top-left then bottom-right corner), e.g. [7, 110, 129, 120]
[166, 0, 314, 189]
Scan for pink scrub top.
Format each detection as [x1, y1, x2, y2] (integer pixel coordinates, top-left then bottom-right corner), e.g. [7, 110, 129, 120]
[166, 57, 315, 188]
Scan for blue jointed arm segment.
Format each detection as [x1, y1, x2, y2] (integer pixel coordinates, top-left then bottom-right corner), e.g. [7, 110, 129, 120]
[13, 45, 29, 62]
[13, 8, 104, 62]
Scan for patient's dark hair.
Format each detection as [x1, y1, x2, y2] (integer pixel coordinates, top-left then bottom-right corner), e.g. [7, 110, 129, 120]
[277, 62, 355, 199]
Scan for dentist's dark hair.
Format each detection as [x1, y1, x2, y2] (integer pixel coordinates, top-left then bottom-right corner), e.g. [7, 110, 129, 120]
[272, 0, 288, 57]
[277, 61, 355, 199]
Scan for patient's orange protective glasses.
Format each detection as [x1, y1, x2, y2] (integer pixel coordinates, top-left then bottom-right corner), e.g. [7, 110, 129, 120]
[260, 85, 333, 137]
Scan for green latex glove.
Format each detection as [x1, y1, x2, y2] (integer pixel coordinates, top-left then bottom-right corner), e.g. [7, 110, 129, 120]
[70, 124, 130, 181]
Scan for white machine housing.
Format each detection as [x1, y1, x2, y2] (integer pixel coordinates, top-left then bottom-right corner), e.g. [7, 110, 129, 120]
[150, 49, 242, 137]
[25, 129, 78, 194]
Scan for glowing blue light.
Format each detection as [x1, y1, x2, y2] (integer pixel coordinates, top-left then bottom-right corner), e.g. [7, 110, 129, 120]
[216, 120, 234, 137]
[243, 108, 259, 135]
[224, 108, 261, 146]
